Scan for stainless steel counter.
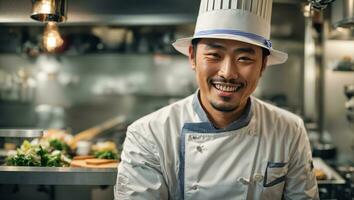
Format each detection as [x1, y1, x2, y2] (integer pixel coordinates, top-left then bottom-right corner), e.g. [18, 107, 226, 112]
[0, 129, 43, 138]
[0, 166, 117, 185]
[313, 158, 346, 185]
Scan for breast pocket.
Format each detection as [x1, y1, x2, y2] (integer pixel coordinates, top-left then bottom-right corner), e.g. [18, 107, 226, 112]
[262, 162, 288, 200]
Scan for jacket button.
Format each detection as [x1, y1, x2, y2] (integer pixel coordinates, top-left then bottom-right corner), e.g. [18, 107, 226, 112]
[253, 174, 264, 182]
[191, 185, 198, 190]
[191, 135, 200, 140]
[238, 177, 250, 185]
[196, 146, 203, 153]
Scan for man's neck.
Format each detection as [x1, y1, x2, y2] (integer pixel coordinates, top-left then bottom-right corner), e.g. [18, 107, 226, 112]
[201, 98, 249, 129]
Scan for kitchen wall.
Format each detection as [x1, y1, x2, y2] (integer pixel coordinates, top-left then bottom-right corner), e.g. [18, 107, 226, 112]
[0, 53, 194, 132]
[0, 40, 304, 133]
[323, 40, 354, 163]
[256, 40, 304, 115]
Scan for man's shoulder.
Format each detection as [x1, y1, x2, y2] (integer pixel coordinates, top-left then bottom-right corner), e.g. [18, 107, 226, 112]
[252, 96, 302, 125]
[252, 97, 306, 143]
[129, 94, 194, 131]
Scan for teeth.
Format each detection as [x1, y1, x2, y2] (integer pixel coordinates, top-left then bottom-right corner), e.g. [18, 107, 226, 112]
[214, 84, 241, 92]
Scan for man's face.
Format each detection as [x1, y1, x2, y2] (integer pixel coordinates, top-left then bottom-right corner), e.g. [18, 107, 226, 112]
[189, 38, 267, 115]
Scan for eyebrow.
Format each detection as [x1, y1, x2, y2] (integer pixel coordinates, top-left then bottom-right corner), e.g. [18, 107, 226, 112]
[205, 43, 226, 50]
[205, 42, 256, 54]
[234, 47, 255, 54]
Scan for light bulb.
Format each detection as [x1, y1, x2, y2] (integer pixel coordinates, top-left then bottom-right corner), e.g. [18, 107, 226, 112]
[39, 0, 52, 14]
[43, 22, 63, 52]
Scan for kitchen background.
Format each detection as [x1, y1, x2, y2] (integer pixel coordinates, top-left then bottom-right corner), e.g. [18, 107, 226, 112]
[0, 0, 353, 199]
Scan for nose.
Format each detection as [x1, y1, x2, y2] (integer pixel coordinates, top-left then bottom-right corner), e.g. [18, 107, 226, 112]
[218, 57, 238, 80]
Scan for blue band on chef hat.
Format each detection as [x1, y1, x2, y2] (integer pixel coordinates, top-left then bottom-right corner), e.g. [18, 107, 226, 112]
[194, 29, 272, 48]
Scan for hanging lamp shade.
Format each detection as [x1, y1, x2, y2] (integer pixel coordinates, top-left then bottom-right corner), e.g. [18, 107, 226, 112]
[31, 0, 67, 22]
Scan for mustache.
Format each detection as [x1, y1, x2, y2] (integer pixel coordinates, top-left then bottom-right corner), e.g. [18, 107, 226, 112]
[209, 77, 244, 85]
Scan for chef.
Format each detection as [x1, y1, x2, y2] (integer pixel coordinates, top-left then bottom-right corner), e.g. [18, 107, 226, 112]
[115, 0, 319, 199]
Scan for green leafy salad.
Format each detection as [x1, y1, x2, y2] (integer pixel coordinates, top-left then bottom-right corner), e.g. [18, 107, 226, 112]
[91, 141, 120, 160]
[93, 150, 119, 160]
[6, 139, 71, 167]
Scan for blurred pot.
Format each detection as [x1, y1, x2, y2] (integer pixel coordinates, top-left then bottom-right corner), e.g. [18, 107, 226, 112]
[313, 143, 337, 160]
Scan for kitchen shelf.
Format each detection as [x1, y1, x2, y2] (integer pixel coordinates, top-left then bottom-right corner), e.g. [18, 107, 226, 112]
[0, 166, 117, 185]
[0, 129, 43, 138]
[333, 69, 354, 72]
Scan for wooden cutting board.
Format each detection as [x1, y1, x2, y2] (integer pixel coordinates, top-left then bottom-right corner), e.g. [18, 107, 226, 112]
[71, 159, 119, 168]
[72, 155, 95, 160]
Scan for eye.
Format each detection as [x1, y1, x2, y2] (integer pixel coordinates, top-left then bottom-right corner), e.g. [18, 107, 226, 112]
[205, 53, 221, 60]
[238, 56, 254, 63]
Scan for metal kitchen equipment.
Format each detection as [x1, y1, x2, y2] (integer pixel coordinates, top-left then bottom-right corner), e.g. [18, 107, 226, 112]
[313, 158, 347, 199]
[332, 0, 354, 28]
[0, 166, 117, 185]
[31, 0, 67, 22]
[344, 84, 354, 100]
[308, 0, 337, 10]
[0, 129, 43, 138]
[337, 165, 354, 197]
[344, 85, 354, 123]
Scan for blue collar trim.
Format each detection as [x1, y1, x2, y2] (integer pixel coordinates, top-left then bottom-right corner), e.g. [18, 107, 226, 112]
[191, 90, 253, 133]
[195, 29, 272, 49]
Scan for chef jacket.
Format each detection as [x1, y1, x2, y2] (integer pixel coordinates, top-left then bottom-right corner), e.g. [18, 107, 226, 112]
[115, 92, 319, 200]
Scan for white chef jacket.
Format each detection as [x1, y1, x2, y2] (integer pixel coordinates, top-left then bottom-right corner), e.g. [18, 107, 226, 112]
[115, 92, 319, 200]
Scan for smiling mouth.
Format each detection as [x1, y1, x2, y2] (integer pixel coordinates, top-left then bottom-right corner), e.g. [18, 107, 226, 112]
[212, 82, 245, 93]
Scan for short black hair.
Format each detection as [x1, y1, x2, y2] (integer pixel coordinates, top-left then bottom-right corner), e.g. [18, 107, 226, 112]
[262, 47, 270, 57]
[191, 38, 201, 59]
[191, 38, 270, 59]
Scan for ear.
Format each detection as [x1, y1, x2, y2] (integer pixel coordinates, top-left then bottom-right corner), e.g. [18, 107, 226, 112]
[188, 45, 196, 71]
[260, 56, 268, 77]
